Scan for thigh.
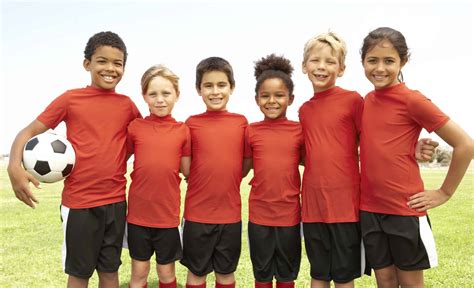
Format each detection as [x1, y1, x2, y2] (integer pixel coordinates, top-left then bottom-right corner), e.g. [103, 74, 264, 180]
[180, 220, 217, 276]
[302, 222, 331, 282]
[384, 215, 436, 270]
[214, 222, 242, 275]
[62, 204, 105, 278]
[329, 222, 362, 283]
[152, 227, 183, 264]
[360, 211, 393, 270]
[127, 223, 154, 261]
[248, 222, 276, 282]
[97, 201, 126, 273]
[274, 224, 301, 282]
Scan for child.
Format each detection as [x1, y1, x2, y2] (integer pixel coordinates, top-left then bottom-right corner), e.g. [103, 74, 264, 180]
[244, 54, 304, 288]
[298, 32, 435, 288]
[299, 32, 365, 288]
[7, 31, 141, 287]
[126, 65, 191, 288]
[359, 27, 474, 287]
[180, 57, 248, 288]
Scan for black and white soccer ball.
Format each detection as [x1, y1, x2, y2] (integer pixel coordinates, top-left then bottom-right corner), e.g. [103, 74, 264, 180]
[22, 132, 76, 183]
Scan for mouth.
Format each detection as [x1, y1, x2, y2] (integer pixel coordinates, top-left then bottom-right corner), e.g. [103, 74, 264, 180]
[372, 74, 387, 81]
[101, 75, 116, 83]
[209, 98, 223, 104]
[313, 74, 328, 80]
[264, 107, 280, 113]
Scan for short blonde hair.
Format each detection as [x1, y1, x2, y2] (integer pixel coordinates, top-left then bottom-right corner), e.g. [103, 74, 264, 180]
[303, 32, 347, 66]
[141, 64, 180, 95]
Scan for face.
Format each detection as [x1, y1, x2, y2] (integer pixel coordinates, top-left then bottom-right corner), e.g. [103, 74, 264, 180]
[197, 71, 233, 111]
[256, 78, 294, 120]
[363, 40, 405, 89]
[83, 45, 124, 90]
[143, 76, 179, 117]
[302, 44, 345, 93]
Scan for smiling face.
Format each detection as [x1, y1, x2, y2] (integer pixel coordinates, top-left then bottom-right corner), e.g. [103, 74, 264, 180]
[143, 76, 179, 117]
[302, 43, 345, 93]
[363, 40, 405, 89]
[197, 71, 233, 111]
[83, 45, 124, 90]
[256, 78, 293, 120]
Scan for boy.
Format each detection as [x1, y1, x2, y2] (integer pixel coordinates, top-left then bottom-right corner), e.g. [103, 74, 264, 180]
[299, 31, 363, 288]
[180, 57, 248, 288]
[7, 31, 141, 287]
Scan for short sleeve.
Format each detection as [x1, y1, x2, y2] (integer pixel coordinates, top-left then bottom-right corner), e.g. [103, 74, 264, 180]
[407, 92, 450, 133]
[126, 122, 135, 155]
[244, 126, 253, 158]
[182, 125, 192, 157]
[37, 92, 69, 129]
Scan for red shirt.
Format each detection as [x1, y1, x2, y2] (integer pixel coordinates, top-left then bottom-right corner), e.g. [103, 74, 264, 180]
[184, 111, 248, 224]
[244, 118, 304, 226]
[299, 86, 363, 223]
[37, 86, 141, 208]
[360, 83, 449, 216]
[126, 114, 191, 228]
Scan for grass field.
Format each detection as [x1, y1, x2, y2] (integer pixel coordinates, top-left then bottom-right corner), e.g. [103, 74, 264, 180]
[1, 164, 473, 287]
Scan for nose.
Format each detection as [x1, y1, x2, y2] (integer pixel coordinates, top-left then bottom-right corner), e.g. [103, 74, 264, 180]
[211, 86, 219, 94]
[268, 95, 276, 103]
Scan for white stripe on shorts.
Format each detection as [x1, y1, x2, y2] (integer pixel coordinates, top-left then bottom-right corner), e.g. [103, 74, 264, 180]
[360, 239, 366, 276]
[419, 216, 438, 268]
[60, 205, 70, 272]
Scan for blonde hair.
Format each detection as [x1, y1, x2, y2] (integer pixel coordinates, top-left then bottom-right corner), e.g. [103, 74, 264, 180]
[141, 64, 180, 95]
[303, 31, 347, 66]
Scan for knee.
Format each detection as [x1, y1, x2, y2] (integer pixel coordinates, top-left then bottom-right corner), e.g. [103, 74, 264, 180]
[215, 272, 235, 284]
[157, 264, 176, 283]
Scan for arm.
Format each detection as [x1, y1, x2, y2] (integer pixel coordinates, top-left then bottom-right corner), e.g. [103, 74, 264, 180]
[7, 119, 49, 208]
[415, 138, 439, 162]
[180, 156, 191, 179]
[242, 158, 253, 178]
[408, 120, 474, 211]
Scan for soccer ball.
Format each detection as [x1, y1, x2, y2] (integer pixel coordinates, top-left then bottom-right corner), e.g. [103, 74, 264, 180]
[22, 132, 76, 183]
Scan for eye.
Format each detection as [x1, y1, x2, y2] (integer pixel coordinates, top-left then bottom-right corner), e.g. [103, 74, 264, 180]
[384, 59, 395, 64]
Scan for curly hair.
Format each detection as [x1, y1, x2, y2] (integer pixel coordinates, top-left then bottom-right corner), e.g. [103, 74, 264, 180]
[254, 54, 294, 96]
[84, 31, 128, 65]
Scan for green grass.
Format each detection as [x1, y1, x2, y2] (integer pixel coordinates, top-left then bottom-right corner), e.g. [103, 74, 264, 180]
[1, 165, 472, 287]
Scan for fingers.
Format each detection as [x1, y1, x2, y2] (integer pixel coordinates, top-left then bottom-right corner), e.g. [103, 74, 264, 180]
[15, 189, 37, 209]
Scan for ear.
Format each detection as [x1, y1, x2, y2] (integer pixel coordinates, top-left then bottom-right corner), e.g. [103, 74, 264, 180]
[83, 59, 90, 71]
[338, 64, 346, 77]
[288, 94, 295, 106]
[400, 59, 407, 69]
[302, 62, 308, 74]
[229, 86, 235, 95]
[254, 95, 259, 105]
[175, 91, 180, 102]
[196, 86, 202, 97]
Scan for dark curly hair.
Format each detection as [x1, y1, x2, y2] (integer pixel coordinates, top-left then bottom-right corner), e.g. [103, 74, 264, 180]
[195, 57, 235, 89]
[254, 54, 294, 96]
[84, 31, 128, 65]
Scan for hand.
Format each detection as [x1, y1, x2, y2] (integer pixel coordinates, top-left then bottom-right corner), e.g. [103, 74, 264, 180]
[415, 138, 439, 162]
[7, 165, 40, 208]
[407, 189, 450, 212]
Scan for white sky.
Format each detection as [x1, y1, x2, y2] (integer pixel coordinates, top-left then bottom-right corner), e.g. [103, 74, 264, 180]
[1, 0, 473, 154]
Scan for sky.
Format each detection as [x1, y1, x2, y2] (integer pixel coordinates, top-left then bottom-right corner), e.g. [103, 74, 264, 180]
[1, 0, 473, 154]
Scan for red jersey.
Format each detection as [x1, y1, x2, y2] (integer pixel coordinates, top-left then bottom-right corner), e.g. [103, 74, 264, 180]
[184, 111, 248, 224]
[126, 114, 191, 228]
[244, 118, 304, 226]
[299, 86, 363, 223]
[360, 83, 449, 216]
[37, 86, 141, 208]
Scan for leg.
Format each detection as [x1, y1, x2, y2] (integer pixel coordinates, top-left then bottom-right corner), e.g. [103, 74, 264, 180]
[157, 262, 176, 284]
[130, 259, 150, 287]
[97, 271, 119, 288]
[374, 265, 398, 288]
[186, 270, 207, 286]
[396, 268, 424, 288]
[215, 272, 235, 285]
[67, 275, 89, 288]
[310, 279, 329, 288]
[334, 280, 354, 288]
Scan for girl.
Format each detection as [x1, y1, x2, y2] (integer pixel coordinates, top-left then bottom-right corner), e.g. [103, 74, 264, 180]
[359, 27, 473, 287]
[126, 65, 191, 288]
[243, 54, 304, 288]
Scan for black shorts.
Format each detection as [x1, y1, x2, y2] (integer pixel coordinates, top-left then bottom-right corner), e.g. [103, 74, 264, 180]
[180, 220, 241, 276]
[127, 223, 182, 264]
[60, 201, 126, 278]
[248, 222, 301, 282]
[360, 211, 438, 271]
[303, 222, 363, 283]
